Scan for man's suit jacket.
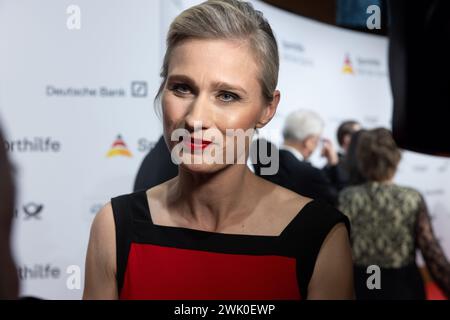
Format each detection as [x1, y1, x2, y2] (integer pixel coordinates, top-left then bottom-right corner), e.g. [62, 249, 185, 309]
[253, 141, 338, 206]
[134, 136, 178, 192]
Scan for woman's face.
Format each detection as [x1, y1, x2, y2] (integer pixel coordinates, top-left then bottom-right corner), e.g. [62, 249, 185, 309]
[162, 38, 279, 173]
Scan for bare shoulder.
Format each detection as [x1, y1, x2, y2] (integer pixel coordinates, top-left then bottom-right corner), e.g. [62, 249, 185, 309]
[276, 184, 312, 208]
[146, 179, 172, 205]
[83, 202, 118, 299]
[88, 202, 116, 273]
[255, 177, 312, 232]
[261, 177, 312, 215]
[90, 202, 116, 250]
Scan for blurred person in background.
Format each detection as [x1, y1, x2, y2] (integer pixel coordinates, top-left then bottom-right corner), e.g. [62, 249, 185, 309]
[0, 124, 19, 299]
[336, 120, 361, 160]
[341, 129, 367, 187]
[339, 128, 450, 299]
[134, 135, 178, 192]
[255, 109, 343, 206]
[328, 120, 362, 190]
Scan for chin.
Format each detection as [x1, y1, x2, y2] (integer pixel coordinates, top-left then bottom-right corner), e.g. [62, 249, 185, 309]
[179, 162, 228, 175]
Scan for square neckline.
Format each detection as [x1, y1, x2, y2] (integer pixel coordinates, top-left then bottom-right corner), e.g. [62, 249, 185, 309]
[141, 189, 315, 239]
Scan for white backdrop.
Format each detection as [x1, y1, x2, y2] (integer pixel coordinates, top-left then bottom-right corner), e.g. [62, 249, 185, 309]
[0, 0, 448, 299]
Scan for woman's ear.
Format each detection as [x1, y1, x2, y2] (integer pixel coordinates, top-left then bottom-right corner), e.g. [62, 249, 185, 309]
[256, 90, 280, 129]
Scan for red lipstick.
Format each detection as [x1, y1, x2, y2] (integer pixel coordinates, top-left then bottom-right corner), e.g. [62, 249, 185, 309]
[184, 137, 212, 150]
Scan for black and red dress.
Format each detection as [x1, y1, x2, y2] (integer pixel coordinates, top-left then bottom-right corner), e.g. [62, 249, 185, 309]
[111, 190, 350, 300]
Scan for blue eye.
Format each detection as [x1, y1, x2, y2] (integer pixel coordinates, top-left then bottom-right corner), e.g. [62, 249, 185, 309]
[219, 92, 240, 103]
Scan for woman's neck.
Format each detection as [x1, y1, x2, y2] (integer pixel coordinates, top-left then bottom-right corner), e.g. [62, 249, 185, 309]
[167, 164, 259, 232]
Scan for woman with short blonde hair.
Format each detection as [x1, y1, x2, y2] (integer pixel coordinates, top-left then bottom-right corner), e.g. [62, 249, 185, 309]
[84, 0, 354, 300]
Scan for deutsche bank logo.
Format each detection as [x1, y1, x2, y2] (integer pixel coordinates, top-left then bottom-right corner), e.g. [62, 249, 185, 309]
[131, 81, 148, 98]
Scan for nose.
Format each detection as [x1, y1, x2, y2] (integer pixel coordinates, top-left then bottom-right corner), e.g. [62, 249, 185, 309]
[183, 93, 213, 133]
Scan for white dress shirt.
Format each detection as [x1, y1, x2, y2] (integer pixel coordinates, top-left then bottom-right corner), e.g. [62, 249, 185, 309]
[279, 144, 305, 162]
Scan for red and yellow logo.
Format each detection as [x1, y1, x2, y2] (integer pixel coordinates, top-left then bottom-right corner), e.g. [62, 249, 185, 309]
[107, 135, 132, 158]
[342, 54, 354, 74]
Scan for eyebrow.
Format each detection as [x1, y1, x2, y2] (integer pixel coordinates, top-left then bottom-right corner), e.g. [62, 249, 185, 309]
[167, 74, 198, 92]
[213, 81, 248, 95]
[167, 74, 248, 95]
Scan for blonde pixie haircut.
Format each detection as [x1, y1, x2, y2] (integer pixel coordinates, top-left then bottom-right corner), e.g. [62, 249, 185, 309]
[155, 0, 279, 109]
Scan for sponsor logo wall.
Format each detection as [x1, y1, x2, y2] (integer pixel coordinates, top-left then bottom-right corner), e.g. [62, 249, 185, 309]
[0, 0, 448, 299]
[0, 0, 162, 299]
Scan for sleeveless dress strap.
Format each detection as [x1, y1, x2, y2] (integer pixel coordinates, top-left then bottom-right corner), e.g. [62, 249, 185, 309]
[281, 200, 351, 298]
[111, 190, 151, 294]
